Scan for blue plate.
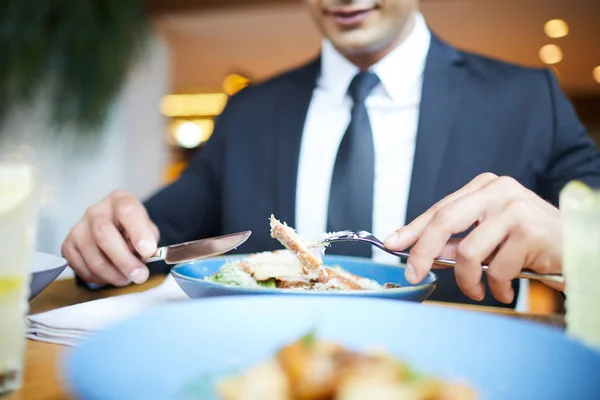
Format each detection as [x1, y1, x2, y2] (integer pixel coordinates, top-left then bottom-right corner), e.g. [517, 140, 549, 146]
[171, 254, 436, 302]
[62, 296, 600, 399]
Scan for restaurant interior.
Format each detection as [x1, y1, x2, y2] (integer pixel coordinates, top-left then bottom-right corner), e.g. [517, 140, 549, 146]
[0, 1, 597, 298]
[1, 0, 600, 397]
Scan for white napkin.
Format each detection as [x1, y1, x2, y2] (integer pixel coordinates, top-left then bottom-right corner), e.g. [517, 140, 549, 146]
[26, 275, 189, 346]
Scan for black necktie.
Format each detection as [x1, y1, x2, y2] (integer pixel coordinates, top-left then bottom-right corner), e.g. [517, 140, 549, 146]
[326, 71, 380, 257]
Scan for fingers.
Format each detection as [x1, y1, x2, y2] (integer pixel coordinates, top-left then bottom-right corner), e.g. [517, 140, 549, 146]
[384, 172, 498, 250]
[406, 180, 507, 284]
[384, 171, 559, 302]
[482, 200, 552, 302]
[397, 176, 529, 285]
[485, 235, 525, 304]
[90, 212, 149, 284]
[450, 199, 534, 303]
[453, 214, 511, 301]
[437, 238, 461, 260]
[74, 221, 131, 286]
[61, 238, 104, 285]
[123, 221, 160, 254]
[111, 191, 157, 258]
[61, 190, 157, 286]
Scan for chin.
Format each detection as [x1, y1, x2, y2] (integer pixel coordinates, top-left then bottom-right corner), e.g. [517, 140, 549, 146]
[331, 34, 391, 57]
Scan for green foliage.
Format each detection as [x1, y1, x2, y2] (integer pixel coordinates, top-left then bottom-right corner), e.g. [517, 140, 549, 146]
[0, 0, 150, 135]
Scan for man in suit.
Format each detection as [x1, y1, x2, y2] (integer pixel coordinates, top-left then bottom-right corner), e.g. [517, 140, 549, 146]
[61, 0, 600, 308]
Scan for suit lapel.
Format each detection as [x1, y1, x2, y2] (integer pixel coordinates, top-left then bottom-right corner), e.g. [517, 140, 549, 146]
[406, 35, 467, 223]
[275, 57, 321, 226]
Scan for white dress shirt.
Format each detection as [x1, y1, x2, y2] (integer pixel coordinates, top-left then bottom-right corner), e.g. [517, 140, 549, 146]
[295, 12, 431, 264]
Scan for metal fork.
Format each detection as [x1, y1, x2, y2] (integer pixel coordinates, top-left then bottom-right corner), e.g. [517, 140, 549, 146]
[309, 230, 565, 284]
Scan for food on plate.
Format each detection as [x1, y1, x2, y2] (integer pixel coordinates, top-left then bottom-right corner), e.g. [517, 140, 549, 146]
[205, 250, 385, 291]
[269, 215, 324, 271]
[205, 215, 401, 291]
[216, 332, 478, 400]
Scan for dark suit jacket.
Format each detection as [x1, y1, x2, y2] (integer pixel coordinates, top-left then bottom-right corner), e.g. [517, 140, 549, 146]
[143, 35, 600, 308]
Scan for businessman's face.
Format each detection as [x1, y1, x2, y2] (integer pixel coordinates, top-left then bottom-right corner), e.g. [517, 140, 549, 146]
[305, 0, 417, 57]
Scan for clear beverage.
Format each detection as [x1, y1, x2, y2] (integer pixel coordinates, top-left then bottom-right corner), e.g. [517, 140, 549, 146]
[0, 163, 39, 394]
[560, 181, 600, 352]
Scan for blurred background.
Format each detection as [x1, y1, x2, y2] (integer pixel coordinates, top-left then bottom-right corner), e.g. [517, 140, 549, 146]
[1, 0, 598, 313]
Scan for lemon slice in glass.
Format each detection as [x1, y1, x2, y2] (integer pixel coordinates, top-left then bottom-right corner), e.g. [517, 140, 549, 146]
[0, 276, 25, 297]
[0, 164, 35, 217]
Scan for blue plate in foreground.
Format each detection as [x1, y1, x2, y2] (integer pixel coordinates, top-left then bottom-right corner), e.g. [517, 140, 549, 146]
[171, 254, 436, 302]
[62, 296, 600, 400]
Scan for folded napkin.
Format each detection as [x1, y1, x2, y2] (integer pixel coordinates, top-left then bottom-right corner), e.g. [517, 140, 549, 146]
[26, 275, 189, 346]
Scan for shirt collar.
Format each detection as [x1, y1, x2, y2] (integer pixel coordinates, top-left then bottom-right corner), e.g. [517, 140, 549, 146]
[318, 12, 431, 105]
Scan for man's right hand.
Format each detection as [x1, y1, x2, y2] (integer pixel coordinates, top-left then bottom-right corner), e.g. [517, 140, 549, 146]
[61, 190, 160, 286]
[383, 173, 563, 303]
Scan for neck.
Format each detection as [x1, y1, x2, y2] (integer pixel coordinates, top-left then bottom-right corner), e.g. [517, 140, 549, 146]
[344, 14, 417, 70]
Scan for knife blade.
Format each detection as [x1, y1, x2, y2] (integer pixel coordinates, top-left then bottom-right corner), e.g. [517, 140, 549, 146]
[142, 231, 252, 264]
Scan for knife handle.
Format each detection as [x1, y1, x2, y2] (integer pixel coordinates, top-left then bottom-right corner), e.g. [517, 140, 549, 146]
[142, 247, 166, 264]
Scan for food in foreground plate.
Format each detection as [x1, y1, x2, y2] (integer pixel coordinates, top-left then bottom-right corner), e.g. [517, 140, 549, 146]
[216, 332, 478, 400]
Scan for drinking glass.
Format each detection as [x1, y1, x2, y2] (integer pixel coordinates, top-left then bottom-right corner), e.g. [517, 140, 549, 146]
[0, 163, 40, 394]
[560, 180, 600, 352]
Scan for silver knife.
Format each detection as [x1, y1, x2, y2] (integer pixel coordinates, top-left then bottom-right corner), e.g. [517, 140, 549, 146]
[142, 231, 252, 264]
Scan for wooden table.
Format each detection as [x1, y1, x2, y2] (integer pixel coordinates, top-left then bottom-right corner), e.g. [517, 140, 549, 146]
[5, 277, 565, 400]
